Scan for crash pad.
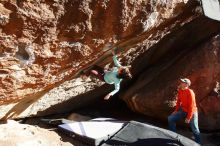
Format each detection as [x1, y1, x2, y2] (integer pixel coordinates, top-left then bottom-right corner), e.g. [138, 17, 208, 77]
[101, 121, 200, 146]
[58, 120, 125, 146]
[201, 0, 220, 21]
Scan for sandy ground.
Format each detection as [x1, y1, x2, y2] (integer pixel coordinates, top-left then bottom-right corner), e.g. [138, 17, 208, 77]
[0, 120, 74, 146]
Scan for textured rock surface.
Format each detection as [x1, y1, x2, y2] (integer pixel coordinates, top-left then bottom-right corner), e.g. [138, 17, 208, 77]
[1, 0, 220, 131]
[0, 0, 199, 119]
[0, 120, 73, 146]
[122, 34, 220, 131]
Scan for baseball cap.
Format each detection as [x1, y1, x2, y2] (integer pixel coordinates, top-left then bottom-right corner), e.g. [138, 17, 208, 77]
[180, 78, 191, 86]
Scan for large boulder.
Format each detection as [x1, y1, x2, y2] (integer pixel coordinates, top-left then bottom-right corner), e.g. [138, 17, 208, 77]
[121, 34, 220, 131]
[0, 0, 201, 119]
[1, 0, 220, 132]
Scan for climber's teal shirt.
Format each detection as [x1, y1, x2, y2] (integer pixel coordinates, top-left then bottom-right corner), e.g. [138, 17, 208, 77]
[104, 55, 122, 96]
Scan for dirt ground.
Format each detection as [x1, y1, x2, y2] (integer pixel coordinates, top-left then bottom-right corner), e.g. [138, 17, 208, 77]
[0, 120, 73, 146]
[0, 119, 89, 146]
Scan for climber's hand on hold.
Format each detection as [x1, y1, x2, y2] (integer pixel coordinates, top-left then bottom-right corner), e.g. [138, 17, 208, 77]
[112, 48, 116, 56]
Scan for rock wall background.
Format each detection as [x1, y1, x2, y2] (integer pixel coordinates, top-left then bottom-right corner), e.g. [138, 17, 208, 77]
[0, 0, 220, 131]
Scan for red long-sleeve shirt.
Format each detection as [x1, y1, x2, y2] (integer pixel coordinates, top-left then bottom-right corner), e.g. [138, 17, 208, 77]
[175, 88, 198, 121]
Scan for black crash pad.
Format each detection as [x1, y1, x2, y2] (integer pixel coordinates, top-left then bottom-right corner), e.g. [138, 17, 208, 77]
[101, 121, 200, 146]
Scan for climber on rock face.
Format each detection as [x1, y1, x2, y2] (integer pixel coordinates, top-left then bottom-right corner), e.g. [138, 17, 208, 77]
[84, 49, 132, 100]
[168, 78, 201, 144]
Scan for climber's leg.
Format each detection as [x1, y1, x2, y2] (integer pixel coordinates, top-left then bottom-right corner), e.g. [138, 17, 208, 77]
[90, 65, 105, 81]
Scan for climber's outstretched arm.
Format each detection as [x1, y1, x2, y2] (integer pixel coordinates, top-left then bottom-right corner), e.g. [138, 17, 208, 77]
[112, 48, 122, 67]
[111, 48, 116, 56]
[104, 83, 120, 100]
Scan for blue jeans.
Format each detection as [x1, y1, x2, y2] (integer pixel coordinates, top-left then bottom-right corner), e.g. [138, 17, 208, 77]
[168, 109, 201, 144]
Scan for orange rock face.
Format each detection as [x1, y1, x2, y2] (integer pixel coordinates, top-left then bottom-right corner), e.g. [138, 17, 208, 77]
[0, 0, 199, 119]
[0, 1, 194, 103]
[2, 0, 220, 131]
